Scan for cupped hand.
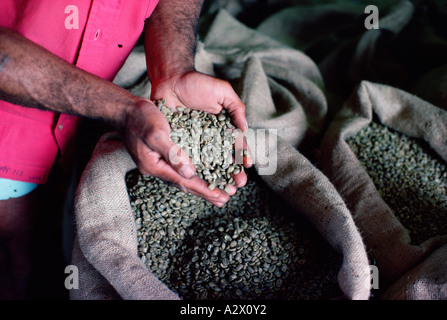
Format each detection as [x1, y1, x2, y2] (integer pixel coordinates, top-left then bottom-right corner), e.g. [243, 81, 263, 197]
[151, 71, 248, 132]
[150, 70, 253, 176]
[121, 99, 229, 207]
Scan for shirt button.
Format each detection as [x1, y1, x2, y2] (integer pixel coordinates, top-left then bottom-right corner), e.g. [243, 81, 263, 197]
[58, 124, 64, 131]
[94, 29, 100, 40]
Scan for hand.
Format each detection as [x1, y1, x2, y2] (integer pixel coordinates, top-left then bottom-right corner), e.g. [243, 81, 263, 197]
[151, 71, 249, 132]
[120, 98, 223, 207]
[146, 71, 252, 205]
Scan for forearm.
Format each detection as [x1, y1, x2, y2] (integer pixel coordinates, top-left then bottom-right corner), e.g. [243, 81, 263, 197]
[144, 0, 204, 85]
[0, 26, 139, 128]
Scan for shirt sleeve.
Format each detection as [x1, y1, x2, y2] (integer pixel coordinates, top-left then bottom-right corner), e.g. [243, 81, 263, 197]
[145, 0, 160, 20]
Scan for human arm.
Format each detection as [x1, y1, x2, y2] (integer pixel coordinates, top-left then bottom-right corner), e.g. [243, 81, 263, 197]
[143, 0, 252, 203]
[0, 26, 213, 203]
[0, 26, 136, 127]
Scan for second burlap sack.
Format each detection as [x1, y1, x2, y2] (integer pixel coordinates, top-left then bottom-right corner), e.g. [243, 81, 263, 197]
[319, 80, 447, 299]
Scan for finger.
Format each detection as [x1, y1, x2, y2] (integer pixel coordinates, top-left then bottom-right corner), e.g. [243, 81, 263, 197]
[232, 171, 247, 188]
[215, 82, 248, 132]
[192, 78, 247, 131]
[137, 147, 230, 206]
[176, 176, 230, 207]
[224, 184, 237, 196]
[137, 150, 229, 204]
[232, 129, 253, 168]
[128, 101, 196, 179]
[223, 98, 248, 133]
[145, 127, 196, 179]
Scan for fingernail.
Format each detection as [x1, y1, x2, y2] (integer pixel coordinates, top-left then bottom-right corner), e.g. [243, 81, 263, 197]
[179, 165, 195, 179]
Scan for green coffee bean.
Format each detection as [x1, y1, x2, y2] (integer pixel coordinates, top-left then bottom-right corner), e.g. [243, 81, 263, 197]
[127, 168, 342, 300]
[347, 121, 447, 245]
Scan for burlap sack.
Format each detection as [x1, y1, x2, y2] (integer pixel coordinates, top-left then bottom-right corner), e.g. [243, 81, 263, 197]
[237, 57, 370, 299]
[70, 9, 371, 300]
[256, 0, 447, 122]
[380, 243, 447, 300]
[256, 0, 414, 111]
[70, 133, 180, 300]
[412, 64, 447, 112]
[318, 80, 447, 299]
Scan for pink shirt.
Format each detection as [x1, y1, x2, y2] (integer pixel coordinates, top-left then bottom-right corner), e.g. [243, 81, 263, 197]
[0, 0, 158, 183]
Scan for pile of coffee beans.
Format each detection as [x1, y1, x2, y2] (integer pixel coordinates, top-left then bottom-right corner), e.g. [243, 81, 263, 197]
[126, 102, 343, 299]
[155, 99, 246, 192]
[346, 121, 447, 245]
[127, 167, 343, 300]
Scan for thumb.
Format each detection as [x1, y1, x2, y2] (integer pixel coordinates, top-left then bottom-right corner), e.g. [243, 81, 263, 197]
[147, 130, 196, 179]
[165, 142, 196, 179]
